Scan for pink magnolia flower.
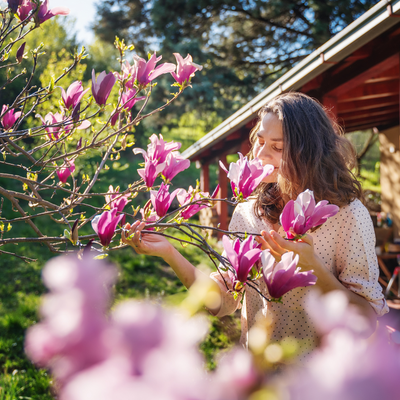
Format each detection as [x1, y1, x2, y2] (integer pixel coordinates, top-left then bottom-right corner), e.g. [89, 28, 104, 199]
[16, 0, 33, 21]
[1, 105, 21, 130]
[162, 152, 190, 182]
[105, 185, 130, 213]
[61, 81, 89, 110]
[140, 206, 158, 230]
[171, 53, 203, 85]
[138, 158, 166, 188]
[38, 112, 91, 141]
[114, 60, 135, 85]
[133, 134, 181, 165]
[133, 52, 176, 87]
[222, 235, 262, 287]
[92, 69, 117, 106]
[36, 0, 69, 24]
[262, 250, 317, 299]
[56, 159, 75, 184]
[280, 189, 340, 239]
[219, 152, 274, 199]
[111, 89, 146, 126]
[104, 185, 130, 225]
[91, 208, 124, 247]
[150, 183, 180, 218]
[177, 185, 219, 220]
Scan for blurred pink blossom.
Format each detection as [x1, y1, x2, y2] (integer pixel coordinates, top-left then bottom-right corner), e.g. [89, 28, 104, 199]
[25, 255, 257, 400]
[285, 327, 400, 400]
[111, 89, 146, 126]
[306, 290, 370, 336]
[25, 256, 117, 383]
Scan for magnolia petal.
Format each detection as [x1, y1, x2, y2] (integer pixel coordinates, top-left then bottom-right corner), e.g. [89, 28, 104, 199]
[222, 236, 239, 273]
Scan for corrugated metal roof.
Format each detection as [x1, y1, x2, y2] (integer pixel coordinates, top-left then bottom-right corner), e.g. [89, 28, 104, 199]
[182, 0, 400, 160]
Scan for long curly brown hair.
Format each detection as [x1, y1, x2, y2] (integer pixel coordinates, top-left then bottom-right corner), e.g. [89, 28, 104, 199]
[249, 92, 363, 224]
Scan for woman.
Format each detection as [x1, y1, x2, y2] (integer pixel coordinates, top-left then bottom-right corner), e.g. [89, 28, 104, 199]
[122, 92, 388, 354]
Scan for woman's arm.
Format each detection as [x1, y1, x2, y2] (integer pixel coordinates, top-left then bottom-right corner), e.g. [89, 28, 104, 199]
[121, 221, 222, 314]
[257, 230, 377, 328]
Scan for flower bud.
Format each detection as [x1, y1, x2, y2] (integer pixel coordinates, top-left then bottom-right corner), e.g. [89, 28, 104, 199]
[16, 42, 26, 64]
[70, 218, 79, 245]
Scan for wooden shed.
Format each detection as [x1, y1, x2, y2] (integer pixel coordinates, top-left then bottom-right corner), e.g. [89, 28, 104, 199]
[182, 0, 400, 240]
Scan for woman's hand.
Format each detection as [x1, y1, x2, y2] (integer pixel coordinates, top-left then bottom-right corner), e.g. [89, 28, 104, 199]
[256, 230, 321, 272]
[121, 221, 174, 258]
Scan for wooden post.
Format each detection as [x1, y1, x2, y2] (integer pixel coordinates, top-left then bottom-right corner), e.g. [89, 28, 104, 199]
[200, 163, 209, 193]
[217, 154, 228, 239]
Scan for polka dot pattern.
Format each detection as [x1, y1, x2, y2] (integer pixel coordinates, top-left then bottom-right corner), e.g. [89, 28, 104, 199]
[210, 198, 389, 352]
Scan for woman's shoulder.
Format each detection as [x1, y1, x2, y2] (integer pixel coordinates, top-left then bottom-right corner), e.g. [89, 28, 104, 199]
[337, 198, 371, 222]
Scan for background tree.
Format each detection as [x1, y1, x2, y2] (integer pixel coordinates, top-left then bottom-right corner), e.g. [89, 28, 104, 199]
[93, 0, 379, 121]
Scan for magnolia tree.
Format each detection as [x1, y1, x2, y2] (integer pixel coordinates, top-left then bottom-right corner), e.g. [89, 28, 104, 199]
[0, 0, 340, 304]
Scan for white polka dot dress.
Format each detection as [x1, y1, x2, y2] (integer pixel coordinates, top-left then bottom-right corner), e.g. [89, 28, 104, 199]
[210, 198, 389, 353]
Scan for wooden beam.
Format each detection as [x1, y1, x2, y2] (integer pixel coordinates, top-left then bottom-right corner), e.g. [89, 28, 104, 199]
[365, 76, 398, 84]
[338, 92, 399, 103]
[340, 107, 399, 122]
[200, 163, 209, 193]
[344, 113, 399, 130]
[321, 26, 400, 96]
[338, 98, 399, 114]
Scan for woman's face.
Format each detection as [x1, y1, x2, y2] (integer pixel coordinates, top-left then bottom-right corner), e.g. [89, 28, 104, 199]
[252, 112, 284, 183]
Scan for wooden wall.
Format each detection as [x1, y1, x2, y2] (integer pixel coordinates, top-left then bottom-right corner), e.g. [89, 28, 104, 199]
[380, 125, 400, 238]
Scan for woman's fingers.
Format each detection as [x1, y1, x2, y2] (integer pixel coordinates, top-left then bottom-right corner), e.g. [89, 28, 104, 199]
[122, 221, 141, 247]
[132, 222, 145, 247]
[261, 230, 286, 255]
[255, 233, 269, 250]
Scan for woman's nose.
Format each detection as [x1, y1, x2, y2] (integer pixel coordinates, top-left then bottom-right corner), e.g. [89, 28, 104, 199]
[257, 144, 272, 160]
